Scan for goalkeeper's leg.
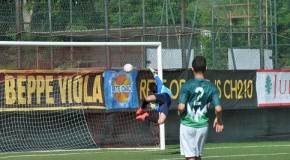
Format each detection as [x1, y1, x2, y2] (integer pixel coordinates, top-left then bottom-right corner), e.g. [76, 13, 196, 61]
[146, 112, 165, 124]
[149, 93, 171, 124]
[136, 95, 157, 115]
[136, 93, 171, 123]
[136, 108, 166, 124]
[137, 98, 170, 124]
[150, 93, 170, 113]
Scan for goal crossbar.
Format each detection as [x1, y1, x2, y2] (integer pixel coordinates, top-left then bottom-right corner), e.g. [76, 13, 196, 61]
[0, 41, 161, 47]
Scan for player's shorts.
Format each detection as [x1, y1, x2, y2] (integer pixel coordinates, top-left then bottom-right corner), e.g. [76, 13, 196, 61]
[180, 124, 208, 158]
[155, 93, 171, 116]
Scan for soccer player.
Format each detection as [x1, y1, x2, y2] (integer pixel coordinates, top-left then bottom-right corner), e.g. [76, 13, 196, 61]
[135, 67, 172, 124]
[178, 56, 223, 160]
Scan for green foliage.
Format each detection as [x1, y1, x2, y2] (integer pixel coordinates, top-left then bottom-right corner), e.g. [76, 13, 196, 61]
[0, 0, 15, 40]
[65, 25, 87, 31]
[1, 0, 290, 69]
[27, 0, 102, 32]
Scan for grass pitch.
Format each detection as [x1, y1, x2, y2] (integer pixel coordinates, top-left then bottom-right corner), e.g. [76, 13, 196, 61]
[0, 141, 290, 160]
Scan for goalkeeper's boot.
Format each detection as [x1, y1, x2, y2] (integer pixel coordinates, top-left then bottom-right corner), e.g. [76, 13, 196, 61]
[136, 112, 149, 122]
[136, 107, 144, 116]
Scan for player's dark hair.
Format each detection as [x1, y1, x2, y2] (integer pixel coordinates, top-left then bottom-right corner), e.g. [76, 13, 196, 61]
[192, 56, 207, 73]
[149, 83, 157, 93]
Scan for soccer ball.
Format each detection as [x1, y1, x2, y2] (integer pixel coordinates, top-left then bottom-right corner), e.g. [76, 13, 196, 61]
[123, 63, 133, 72]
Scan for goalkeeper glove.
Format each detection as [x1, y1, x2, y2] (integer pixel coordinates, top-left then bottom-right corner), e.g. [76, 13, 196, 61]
[149, 103, 160, 112]
[149, 67, 156, 74]
[149, 103, 156, 109]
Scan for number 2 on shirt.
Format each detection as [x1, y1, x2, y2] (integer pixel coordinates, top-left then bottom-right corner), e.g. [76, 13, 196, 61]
[193, 87, 204, 106]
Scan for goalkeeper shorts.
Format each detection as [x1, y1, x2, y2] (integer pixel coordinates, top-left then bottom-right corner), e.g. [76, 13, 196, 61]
[155, 93, 171, 116]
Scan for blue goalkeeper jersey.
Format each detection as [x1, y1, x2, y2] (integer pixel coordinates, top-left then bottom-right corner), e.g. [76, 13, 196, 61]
[154, 75, 172, 99]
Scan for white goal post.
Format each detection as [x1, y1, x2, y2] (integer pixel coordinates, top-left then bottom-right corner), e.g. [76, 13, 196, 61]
[0, 41, 166, 151]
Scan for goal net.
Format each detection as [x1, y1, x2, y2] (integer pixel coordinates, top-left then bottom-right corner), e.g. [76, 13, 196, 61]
[0, 41, 165, 152]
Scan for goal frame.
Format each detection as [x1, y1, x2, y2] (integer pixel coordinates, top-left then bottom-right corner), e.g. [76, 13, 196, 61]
[0, 41, 165, 150]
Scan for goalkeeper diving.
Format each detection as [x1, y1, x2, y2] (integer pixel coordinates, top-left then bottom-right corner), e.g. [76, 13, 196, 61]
[136, 67, 172, 124]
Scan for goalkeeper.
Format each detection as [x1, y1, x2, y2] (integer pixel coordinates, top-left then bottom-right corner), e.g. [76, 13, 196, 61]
[136, 67, 172, 124]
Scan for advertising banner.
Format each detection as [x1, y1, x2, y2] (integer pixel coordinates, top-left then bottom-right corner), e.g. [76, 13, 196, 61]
[136, 69, 187, 109]
[256, 70, 290, 107]
[137, 69, 257, 109]
[0, 69, 258, 111]
[104, 70, 139, 109]
[1, 70, 105, 111]
[205, 70, 257, 109]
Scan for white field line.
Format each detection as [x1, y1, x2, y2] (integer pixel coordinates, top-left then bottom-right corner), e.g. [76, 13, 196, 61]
[203, 153, 290, 159]
[0, 149, 158, 159]
[204, 144, 290, 150]
[0, 147, 158, 155]
[0, 153, 84, 159]
[157, 153, 290, 160]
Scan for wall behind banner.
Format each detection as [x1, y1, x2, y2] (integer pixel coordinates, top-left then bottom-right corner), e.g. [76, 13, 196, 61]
[165, 107, 290, 144]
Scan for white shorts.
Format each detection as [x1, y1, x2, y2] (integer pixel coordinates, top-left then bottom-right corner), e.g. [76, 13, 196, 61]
[180, 124, 208, 158]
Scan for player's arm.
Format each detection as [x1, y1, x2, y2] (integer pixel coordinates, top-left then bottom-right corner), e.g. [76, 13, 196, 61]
[177, 84, 187, 116]
[177, 103, 185, 116]
[215, 106, 222, 119]
[154, 75, 163, 93]
[149, 67, 163, 92]
[213, 105, 223, 133]
[212, 88, 223, 133]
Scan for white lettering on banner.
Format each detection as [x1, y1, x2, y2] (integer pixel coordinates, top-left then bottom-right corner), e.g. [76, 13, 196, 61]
[256, 70, 290, 107]
[112, 85, 132, 93]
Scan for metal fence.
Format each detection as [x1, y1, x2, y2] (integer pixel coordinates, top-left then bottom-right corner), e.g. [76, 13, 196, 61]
[0, 0, 288, 70]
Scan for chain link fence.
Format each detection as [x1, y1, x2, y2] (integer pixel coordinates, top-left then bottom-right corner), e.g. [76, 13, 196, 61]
[0, 0, 288, 70]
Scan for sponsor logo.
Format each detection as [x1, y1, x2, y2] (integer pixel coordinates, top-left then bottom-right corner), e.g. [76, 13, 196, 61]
[112, 74, 132, 103]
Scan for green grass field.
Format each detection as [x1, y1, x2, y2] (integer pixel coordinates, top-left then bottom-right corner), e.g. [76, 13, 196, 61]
[1, 141, 290, 160]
